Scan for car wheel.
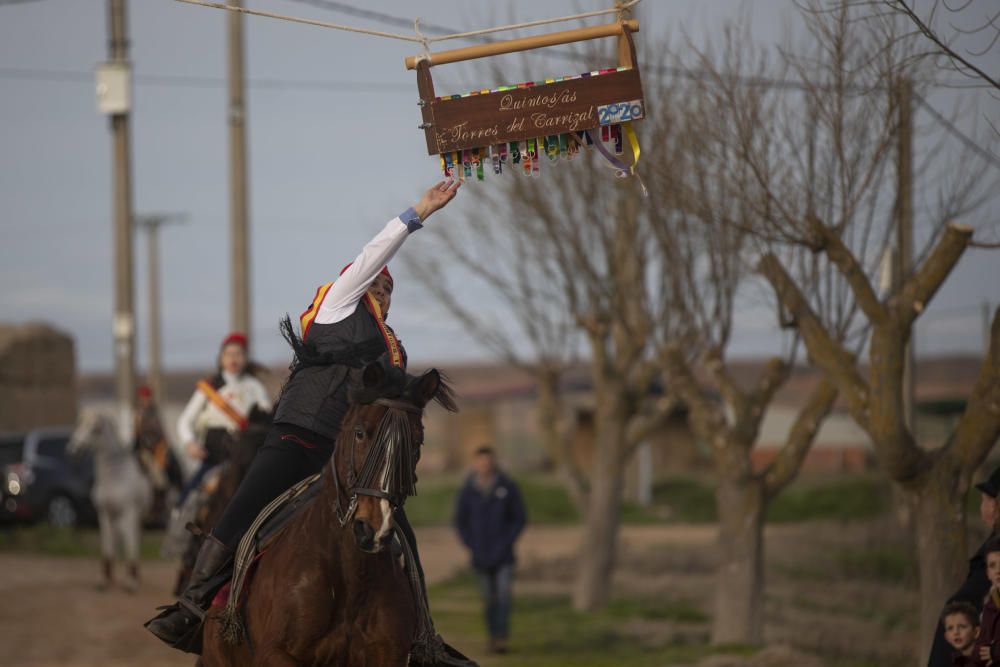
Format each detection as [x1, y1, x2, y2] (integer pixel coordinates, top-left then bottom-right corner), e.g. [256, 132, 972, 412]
[47, 494, 78, 528]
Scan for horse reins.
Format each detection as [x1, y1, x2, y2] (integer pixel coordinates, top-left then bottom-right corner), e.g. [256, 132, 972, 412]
[331, 397, 423, 527]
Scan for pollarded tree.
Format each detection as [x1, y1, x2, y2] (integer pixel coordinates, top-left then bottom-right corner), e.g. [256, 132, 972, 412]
[705, 1, 1000, 658]
[643, 24, 841, 644]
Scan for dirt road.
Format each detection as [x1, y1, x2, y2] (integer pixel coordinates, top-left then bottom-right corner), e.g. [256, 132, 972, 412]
[0, 524, 716, 667]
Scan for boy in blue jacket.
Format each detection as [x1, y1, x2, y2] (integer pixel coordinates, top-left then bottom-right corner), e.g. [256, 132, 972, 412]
[454, 446, 527, 654]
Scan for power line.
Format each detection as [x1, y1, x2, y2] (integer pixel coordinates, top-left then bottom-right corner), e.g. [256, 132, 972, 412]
[285, 0, 997, 167]
[0, 0, 52, 5]
[912, 92, 1000, 170]
[0, 66, 410, 93]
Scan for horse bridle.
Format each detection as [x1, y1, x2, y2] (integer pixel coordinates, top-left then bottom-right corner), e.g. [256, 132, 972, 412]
[330, 397, 423, 528]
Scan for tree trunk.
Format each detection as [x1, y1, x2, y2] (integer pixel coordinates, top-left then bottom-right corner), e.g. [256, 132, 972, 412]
[572, 393, 628, 612]
[912, 469, 968, 665]
[712, 474, 766, 645]
[536, 367, 588, 513]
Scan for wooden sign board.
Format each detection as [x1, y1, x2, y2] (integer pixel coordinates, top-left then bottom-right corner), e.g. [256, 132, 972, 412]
[421, 68, 644, 155]
[410, 22, 645, 161]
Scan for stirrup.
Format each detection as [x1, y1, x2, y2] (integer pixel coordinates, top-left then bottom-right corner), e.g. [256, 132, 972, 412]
[144, 604, 205, 655]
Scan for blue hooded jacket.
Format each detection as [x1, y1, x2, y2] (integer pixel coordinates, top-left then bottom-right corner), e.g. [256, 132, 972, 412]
[454, 471, 527, 571]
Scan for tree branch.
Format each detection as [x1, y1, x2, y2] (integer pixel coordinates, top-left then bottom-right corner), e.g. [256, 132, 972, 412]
[950, 306, 1000, 474]
[803, 215, 887, 325]
[625, 393, 681, 454]
[763, 377, 839, 499]
[897, 222, 973, 326]
[758, 253, 872, 428]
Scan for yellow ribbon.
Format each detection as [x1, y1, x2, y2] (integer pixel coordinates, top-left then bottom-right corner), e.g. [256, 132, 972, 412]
[622, 121, 647, 197]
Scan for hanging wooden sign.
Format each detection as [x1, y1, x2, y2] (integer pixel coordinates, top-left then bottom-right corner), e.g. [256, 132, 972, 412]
[406, 20, 645, 180]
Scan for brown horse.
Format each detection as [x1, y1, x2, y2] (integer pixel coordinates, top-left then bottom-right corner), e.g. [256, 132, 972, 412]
[174, 407, 272, 595]
[200, 365, 455, 667]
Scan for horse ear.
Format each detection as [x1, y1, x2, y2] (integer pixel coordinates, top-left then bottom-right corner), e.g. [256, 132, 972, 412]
[362, 362, 386, 389]
[411, 369, 441, 409]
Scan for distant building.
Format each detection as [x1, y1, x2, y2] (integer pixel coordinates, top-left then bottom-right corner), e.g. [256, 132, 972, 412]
[0, 322, 77, 431]
[73, 354, 991, 482]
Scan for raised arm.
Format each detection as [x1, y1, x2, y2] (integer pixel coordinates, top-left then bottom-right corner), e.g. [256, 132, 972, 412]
[315, 180, 461, 325]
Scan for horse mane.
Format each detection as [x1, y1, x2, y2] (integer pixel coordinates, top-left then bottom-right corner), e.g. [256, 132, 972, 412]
[425, 372, 458, 413]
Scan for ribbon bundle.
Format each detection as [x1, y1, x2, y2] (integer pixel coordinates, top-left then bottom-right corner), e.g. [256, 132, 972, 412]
[438, 121, 642, 193]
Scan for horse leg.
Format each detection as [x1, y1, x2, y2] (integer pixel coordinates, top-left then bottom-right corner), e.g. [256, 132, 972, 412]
[96, 508, 115, 591]
[121, 504, 142, 592]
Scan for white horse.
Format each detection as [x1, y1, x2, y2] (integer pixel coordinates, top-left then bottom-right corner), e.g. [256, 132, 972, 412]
[69, 412, 152, 592]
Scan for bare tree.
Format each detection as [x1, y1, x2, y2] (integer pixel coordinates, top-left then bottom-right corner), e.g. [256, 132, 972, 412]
[876, 0, 1000, 91]
[637, 24, 841, 644]
[407, 195, 586, 506]
[702, 1, 1000, 659]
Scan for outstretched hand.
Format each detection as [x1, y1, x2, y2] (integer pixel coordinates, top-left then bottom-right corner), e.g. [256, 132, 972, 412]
[413, 179, 461, 221]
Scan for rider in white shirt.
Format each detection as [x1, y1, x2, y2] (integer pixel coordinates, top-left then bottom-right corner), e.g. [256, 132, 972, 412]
[175, 333, 271, 503]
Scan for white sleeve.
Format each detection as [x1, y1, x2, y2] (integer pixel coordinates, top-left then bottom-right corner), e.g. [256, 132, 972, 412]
[314, 217, 410, 325]
[250, 378, 273, 412]
[177, 389, 206, 445]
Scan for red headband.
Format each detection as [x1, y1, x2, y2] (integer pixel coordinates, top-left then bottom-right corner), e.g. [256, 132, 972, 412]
[221, 332, 248, 350]
[340, 263, 393, 286]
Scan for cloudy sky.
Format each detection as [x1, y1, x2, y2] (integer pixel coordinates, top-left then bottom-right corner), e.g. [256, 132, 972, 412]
[1, 0, 997, 373]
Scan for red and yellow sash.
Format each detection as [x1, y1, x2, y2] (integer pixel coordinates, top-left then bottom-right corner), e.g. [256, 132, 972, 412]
[299, 282, 334, 341]
[362, 293, 403, 368]
[298, 284, 403, 368]
[196, 380, 248, 431]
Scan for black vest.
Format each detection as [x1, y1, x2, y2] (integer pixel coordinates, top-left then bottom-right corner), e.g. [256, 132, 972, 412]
[273, 302, 406, 440]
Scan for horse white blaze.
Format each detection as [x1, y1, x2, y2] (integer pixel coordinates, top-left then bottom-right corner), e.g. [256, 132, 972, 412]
[374, 498, 393, 544]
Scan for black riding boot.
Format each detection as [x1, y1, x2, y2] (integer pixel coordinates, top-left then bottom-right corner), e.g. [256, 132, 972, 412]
[145, 535, 233, 652]
[396, 510, 479, 667]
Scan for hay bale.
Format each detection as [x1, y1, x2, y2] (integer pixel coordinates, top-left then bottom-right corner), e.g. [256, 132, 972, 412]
[0, 322, 77, 430]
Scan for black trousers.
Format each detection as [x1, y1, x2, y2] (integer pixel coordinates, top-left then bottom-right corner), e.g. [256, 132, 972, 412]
[212, 422, 333, 546]
[210, 422, 424, 583]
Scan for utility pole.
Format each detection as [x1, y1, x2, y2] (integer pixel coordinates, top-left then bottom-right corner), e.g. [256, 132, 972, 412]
[135, 214, 187, 402]
[895, 78, 916, 434]
[985, 301, 993, 356]
[229, 0, 251, 343]
[98, 0, 136, 442]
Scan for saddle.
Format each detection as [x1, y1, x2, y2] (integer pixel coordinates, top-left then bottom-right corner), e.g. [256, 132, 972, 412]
[211, 475, 476, 667]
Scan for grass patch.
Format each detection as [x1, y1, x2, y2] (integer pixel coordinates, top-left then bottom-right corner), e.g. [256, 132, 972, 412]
[652, 477, 718, 522]
[0, 524, 165, 560]
[768, 476, 889, 523]
[429, 570, 752, 667]
[407, 474, 580, 527]
[835, 544, 915, 584]
[410, 473, 892, 527]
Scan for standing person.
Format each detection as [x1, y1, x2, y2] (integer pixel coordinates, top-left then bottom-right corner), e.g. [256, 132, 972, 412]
[175, 332, 271, 504]
[929, 466, 1000, 667]
[134, 385, 181, 520]
[146, 180, 474, 666]
[454, 446, 527, 654]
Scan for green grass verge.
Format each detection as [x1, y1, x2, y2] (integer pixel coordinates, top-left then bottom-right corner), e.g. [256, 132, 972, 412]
[429, 570, 754, 667]
[767, 476, 890, 523]
[408, 473, 892, 527]
[406, 474, 581, 527]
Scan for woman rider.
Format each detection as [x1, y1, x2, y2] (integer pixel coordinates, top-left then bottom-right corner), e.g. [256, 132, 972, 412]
[175, 332, 271, 505]
[146, 180, 466, 665]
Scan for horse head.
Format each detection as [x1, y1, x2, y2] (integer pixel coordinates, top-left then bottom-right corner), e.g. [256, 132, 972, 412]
[68, 411, 120, 457]
[333, 362, 456, 554]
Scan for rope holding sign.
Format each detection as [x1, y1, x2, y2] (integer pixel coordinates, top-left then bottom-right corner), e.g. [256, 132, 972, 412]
[175, 0, 642, 45]
[411, 20, 648, 191]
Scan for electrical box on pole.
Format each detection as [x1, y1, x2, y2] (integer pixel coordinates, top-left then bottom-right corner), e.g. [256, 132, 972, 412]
[95, 62, 132, 115]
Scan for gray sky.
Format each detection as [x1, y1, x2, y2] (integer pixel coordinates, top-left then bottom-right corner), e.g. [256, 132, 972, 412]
[1, 0, 997, 373]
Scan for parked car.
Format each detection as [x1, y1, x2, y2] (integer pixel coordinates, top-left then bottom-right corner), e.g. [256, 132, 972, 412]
[0, 428, 95, 527]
